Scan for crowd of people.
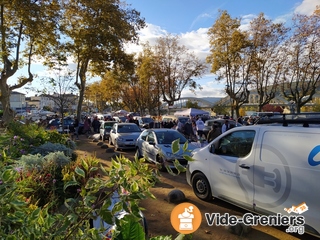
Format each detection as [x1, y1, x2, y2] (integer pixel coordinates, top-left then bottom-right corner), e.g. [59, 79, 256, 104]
[41, 112, 236, 145]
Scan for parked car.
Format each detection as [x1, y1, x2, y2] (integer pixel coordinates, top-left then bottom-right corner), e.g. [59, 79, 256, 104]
[135, 116, 154, 128]
[186, 120, 320, 237]
[109, 123, 142, 151]
[202, 118, 241, 137]
[113, 116, 127, 123]
[135, 128, 198, 171]
[99, 121, 117, 141]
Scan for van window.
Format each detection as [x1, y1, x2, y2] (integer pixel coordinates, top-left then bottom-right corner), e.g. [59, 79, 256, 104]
[215, 130, 255, 158]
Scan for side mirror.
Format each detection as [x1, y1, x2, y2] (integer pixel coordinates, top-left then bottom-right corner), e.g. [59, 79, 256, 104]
[209, 144, 215, 154]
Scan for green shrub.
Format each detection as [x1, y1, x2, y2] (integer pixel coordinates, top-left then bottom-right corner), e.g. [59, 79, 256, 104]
[31, 142, 74, 158]
[16, 152, 72, 209]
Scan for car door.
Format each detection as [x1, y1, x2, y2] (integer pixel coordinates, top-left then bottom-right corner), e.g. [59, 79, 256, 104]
[208, 129, 256, 209]
[144, 131, 157, 162]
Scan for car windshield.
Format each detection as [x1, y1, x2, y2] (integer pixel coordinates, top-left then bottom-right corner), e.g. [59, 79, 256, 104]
[155, 131, 187, 144]
[117, 124, 141, 133]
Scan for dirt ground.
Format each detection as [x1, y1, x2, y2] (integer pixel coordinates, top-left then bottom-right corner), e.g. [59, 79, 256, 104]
[75, 135, 317, 240]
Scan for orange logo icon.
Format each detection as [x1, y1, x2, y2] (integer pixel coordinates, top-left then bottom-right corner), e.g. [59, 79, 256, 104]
[170, 202, 202, 234]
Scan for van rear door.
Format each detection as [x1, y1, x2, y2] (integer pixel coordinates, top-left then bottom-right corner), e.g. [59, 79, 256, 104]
[253, 129, 320, 235]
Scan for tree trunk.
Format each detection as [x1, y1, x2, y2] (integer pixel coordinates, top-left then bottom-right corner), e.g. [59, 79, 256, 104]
[0, 76, 14, 124]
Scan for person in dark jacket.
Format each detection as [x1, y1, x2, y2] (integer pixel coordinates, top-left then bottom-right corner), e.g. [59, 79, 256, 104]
[184, 119, 195, 140]
[207, 124, 221, 143]
[91, 116, 101, 133]
[73, 116, 79, 140]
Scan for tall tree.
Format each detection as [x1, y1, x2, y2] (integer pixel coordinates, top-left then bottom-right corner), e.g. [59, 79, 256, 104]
[61, 0, 145, 120]
[249, 13, 289, 112]
[0, 0, 61, 123]
[206, 10, 251, 118]
[136, 45, 162, 116]
[152, 35, 207, 112]
[281, 7, 320, 113]
[40, 68, 77, 128]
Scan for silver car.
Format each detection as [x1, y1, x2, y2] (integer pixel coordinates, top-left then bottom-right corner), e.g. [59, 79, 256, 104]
[109, 123, 142, 151]
[135, 129, 198, 171]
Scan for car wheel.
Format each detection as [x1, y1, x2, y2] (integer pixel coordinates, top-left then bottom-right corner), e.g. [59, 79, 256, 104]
[109, 137, 113, 145]
[156, 155, 166, 172]
[192, 172, 212, 201]
[135, 148, 142, 159]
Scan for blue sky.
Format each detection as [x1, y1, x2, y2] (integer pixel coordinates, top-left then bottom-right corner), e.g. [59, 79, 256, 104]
[18, 0, 319, 98]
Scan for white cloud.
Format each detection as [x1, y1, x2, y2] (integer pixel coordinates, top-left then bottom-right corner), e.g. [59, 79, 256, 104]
[294, 0, 319, 15]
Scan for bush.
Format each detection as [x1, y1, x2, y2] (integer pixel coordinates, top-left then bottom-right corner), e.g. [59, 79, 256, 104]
[16, 152, 72, 209]
[0, 154, 159, 239]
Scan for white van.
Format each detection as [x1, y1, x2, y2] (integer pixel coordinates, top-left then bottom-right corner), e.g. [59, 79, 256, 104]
[186, 121, 320, 237]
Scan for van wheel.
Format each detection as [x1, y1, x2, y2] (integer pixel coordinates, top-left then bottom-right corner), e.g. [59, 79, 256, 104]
[192, 172, 212, 201]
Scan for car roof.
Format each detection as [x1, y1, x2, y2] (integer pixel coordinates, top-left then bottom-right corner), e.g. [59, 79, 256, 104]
[116, 123, 137, 125]
[143, 128, 179, 133]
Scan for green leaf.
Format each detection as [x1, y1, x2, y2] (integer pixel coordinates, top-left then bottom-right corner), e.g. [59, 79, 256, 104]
[112, 201, 123, 215]
[63, 180, 79, 192]
[174, 234, 193, 240]
[99, 210, 113, 225]
[171, 139, 180, 154]
[2, 169, 14, 181]
[183, 155, 194, 162]
[130, 181, 139, 192]
[89, 167, 99, 173]
[173, 160, 186, 173]
[11, 200, 28, 209]
[81, 158, 89, 172]
[75, 166, 85, 178]
[183, 141, 188, 152]
[150, 236, 172, 240]
[114, 215, 145, 240]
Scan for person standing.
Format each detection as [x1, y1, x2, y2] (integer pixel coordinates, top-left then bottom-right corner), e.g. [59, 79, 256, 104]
[92, 116, 101, 133]
[195, 117, 205, 139]
[83, 117, 91, 137]
[73, 116, 79, 140]
[221, 119, 230, 133]
[184, 119, 195, 140]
